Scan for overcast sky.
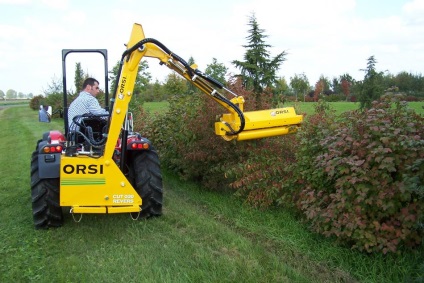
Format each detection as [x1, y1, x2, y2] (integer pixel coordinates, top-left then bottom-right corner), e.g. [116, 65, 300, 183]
[1, 0, 423, 95]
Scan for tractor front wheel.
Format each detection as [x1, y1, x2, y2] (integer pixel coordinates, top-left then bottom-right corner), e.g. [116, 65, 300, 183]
[130, 149, 163, 218]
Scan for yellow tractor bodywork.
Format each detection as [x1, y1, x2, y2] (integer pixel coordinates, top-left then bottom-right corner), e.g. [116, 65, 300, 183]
[60, 156, 141, 214]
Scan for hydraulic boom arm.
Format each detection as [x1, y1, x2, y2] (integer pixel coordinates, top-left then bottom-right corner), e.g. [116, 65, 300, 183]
[106, 23, 302, 156]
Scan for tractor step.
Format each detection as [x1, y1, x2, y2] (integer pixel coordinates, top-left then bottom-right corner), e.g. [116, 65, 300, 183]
[70, 205, 141, 214]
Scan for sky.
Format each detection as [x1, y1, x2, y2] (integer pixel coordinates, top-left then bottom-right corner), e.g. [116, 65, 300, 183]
[1, 0, 424, 95]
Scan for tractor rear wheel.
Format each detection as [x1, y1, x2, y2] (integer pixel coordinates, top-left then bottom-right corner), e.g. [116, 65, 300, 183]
[130, 149, 163, 218]
[31, 147, 63, 229]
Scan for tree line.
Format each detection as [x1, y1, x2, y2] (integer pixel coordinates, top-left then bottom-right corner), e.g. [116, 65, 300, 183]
[32, 14, 423, 112]
[0, 89, 34, 100]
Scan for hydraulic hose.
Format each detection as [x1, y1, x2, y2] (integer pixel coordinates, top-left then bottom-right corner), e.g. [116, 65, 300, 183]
[121, 38, 245, 135]
[122, 38, 194, 77]
[213, 92, 245, 135]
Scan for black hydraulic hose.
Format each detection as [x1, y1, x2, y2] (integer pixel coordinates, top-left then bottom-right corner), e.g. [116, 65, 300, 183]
[121, 38, 245, 135]
[71, 115, 108, 146]
[214, 93, 245, 135]
[85, 127, 107, 147]
[193, 69, 224, 89]
[122, 38, 194, 77]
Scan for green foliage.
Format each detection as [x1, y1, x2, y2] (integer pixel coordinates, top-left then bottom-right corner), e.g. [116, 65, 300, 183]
[44, 93, 64, 117]
[136, 78, 280, 191]
[6, 89, 17, 99]
[205, 58, 229, 86]
[163, 73, 188, 96]
[74, 62, 84, 93]
[109, 60, 151, 97]
[322, 93, 347, 102]
[227, 136, 298, 208]
[138, 76, 300, 205]
[136, 91, 241, 190]
[286, 97, 423, 253]
[392, 71, 424, 98]
[29, 95, 45, 110]
[43, 76, 62, 97]
[358, 56, 385, 109]
[142, 80, 166, 102]
[133, 60, 151, 96]
[137, 81, 423, 255]
[290, 73, 310, 101]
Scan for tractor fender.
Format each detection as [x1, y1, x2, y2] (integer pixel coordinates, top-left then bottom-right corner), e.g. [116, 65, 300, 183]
[37, 132, 62, 179]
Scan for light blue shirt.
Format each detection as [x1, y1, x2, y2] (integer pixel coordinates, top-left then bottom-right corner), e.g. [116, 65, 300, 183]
[68, 91, 108, 130]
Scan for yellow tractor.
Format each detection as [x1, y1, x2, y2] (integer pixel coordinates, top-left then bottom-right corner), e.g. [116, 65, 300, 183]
[31, 23, 303, 228]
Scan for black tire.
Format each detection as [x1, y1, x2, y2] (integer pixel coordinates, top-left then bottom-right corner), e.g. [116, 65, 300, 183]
[31, 145, 63, 229]
[130, 149, 163, 218]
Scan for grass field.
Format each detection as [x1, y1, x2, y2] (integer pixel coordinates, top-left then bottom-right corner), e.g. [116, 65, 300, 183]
[0, 99, 30, 109]
[0, 105, 422, 282]
[144, 100, 424, 116]
[143, 101, 170, 113]
[284, 101, 424, 116]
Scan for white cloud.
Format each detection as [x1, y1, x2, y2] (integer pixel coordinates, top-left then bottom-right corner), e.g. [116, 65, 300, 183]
[0, 0, 423, 94]
[62, 11, 87, 26]
[40, 0, 68, 10]
[402, 0, 424, 25]
[0, 0, 31, 4]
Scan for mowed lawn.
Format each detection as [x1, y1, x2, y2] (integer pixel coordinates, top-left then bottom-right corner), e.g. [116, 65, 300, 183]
[144, 100, 424, 116]
[0, 105, 422, 282]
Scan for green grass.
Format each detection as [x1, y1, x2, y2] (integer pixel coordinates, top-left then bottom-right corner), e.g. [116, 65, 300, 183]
[145, 101, 424, 116]
[0, 99, 30, 107]
[408, 101, 424, 114]
[287, 101, 359, 116]
[143, 101, 170, 113]
[0, 106, 422, 282]
[286, 101, 424, 116]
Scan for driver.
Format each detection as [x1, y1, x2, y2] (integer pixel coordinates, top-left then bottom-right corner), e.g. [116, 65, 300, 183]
[67, 77, 109, 131]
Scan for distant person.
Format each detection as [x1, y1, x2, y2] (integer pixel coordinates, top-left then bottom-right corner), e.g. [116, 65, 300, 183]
[39, 105, 50, 122]
[68, 77, 109, 131]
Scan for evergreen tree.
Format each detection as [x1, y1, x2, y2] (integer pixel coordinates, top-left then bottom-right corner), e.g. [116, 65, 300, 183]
[232, 14, 287, 106]
[74, 62, 85, 93]
[358, 56, 384, 109]
[186, 56, 198, 94]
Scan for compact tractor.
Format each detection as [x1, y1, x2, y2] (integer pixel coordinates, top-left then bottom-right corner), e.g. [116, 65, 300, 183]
[31, 23, 303, 229]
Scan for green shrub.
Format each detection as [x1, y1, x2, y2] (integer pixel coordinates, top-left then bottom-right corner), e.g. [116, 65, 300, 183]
[136, 79, 286, 192]
[228, 136, 298, 208]
[135, 91, 239, 190]
[136, 84, 424, 254]
[30, 93, 65, 118]
[286, 98, 423, 253]
[323, 93, 347, 102]
[44, 93, 64, 118]
[29, 95, 44, 110]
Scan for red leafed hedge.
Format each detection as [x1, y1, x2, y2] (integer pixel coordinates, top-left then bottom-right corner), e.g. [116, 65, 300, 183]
[283, 96, 424, 253]
[136, 88, 423, 253]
